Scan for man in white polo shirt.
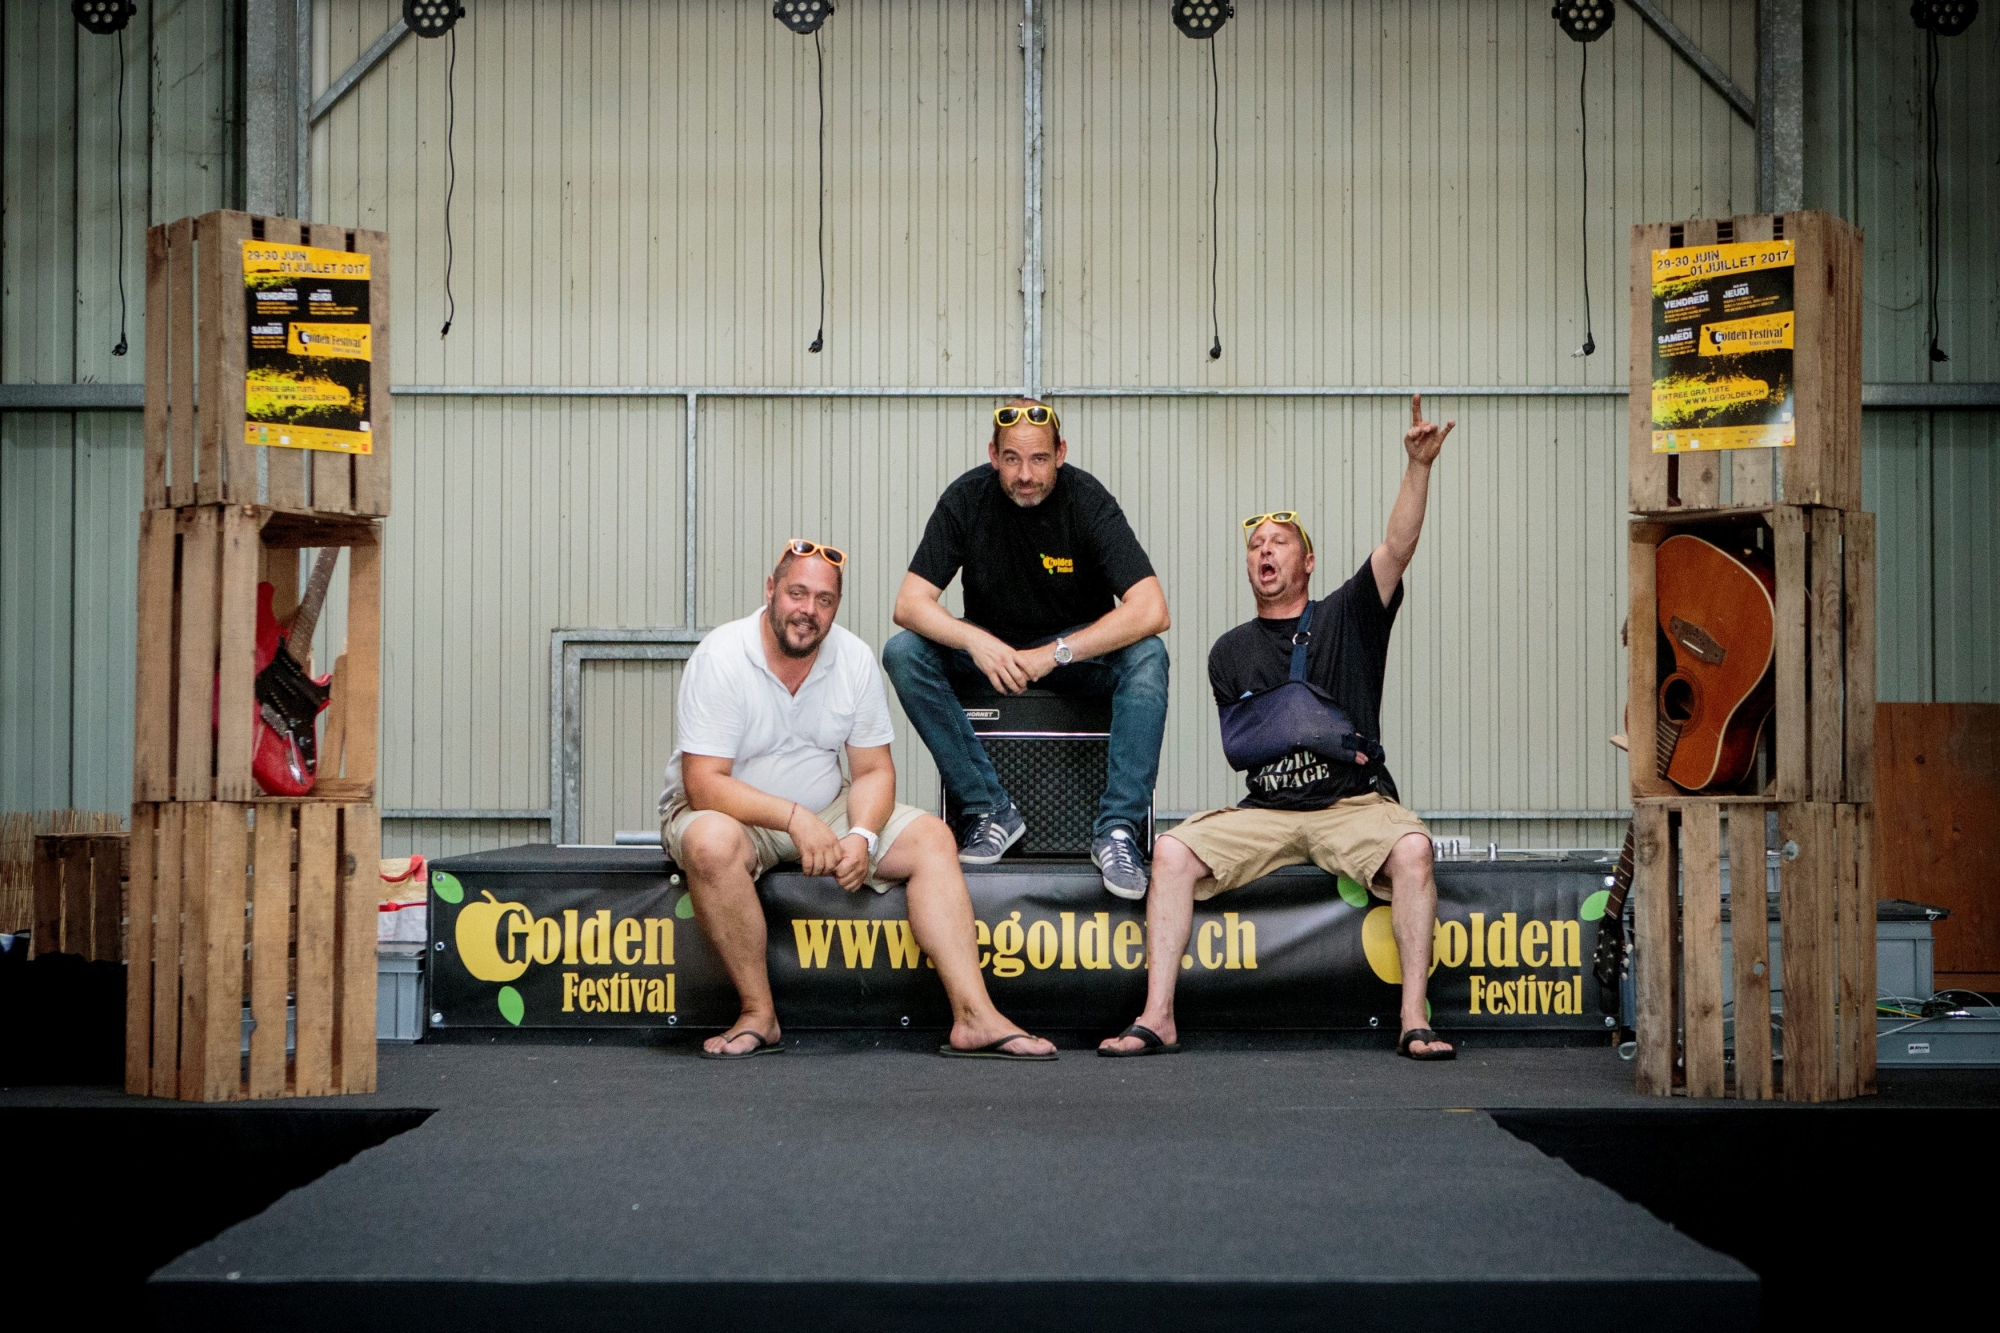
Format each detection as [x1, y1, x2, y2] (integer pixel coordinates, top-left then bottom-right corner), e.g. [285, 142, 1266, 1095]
[660, 539, 1058, 1061]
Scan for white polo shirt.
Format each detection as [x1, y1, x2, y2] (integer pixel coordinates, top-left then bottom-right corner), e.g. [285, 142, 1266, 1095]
[658, 608, 896, 816]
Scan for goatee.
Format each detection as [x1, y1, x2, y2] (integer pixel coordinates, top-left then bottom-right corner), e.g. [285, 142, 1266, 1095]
[769, 607, 823, 658]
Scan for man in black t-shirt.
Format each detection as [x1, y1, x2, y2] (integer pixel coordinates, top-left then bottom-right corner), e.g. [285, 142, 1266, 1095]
[1100, 395, 1457, 1062]
[884, 399, 1171, 899]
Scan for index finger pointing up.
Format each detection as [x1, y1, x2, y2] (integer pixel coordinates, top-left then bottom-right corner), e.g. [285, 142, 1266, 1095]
[1411, 392, 1423, 426]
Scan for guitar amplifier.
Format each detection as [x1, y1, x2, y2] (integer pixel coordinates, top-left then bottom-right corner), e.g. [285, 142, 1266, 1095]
[941, 690, 1151, 857]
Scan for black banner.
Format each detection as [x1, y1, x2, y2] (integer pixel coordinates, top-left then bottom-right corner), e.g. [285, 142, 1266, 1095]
[427, 846, 1617, 1034]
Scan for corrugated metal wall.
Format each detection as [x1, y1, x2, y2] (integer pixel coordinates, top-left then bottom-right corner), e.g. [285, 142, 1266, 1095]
[1809, 2, 1999, 704]
[1, 0, 239, 815]
[2, 1, 1992, 859]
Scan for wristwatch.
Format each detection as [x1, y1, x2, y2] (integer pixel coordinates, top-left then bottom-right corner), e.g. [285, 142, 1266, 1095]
[1052, 636, 1074, 666]
[850, 827, 880, 859]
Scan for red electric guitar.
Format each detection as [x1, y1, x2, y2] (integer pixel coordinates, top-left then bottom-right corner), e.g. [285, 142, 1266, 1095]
[252, 547, 342, 796]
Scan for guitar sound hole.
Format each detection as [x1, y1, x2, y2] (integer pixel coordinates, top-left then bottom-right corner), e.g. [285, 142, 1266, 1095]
[1661, 677, 1696, 722]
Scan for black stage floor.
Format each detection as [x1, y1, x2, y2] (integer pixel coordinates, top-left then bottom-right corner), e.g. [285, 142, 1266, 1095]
[11, 1042, 1995, 1331]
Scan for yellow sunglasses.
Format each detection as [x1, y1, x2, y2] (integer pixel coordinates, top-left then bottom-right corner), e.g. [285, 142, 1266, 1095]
[993, 404, 1060, 431]
[783, 538, 846, 567]
[1242, 511, 1314, 556]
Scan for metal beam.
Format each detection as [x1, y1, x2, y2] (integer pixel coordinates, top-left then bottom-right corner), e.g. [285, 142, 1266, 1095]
[383, 809, 553, 821]
[1624, 0, 1757, 125]
[1756, 0, 1804, 212]
[308, 19, 410, 125]
[0, 384, 145, 410]
[243, 0, 301, 216]
[1020, 0, 1047, 398]
[551, 630, 708, 846]
[1862, 383, 2000, 409]
[11, 383, 1999, 412]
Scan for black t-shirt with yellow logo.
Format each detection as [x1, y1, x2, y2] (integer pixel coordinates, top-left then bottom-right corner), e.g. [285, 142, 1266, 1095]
[909, 464, 1155, 648]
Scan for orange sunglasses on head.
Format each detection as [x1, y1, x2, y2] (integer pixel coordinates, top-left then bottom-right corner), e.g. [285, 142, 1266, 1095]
[993, 404, 1060, 432]
[783, 538, 846, 567]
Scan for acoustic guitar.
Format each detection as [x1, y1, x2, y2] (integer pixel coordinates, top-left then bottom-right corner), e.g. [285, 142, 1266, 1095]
[1654, 534, 1777, 792]
[251, 546, 342, 796]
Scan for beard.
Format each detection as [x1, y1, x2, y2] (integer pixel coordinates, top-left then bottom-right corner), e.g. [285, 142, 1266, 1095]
[768, 603, 827, 658]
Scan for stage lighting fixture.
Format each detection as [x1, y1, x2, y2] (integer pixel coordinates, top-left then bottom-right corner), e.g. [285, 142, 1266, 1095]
[1910, 0, 1979, 36]
[72, 1, 136, 35]
[1170, 1, 1233, 40]
[1551, 1, 1615, 43]
[404, 0, 466, 39]
[775, 0, 834, 36]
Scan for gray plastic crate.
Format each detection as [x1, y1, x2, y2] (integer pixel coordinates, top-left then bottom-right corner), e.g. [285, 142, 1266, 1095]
[378, 945, 425, 1042]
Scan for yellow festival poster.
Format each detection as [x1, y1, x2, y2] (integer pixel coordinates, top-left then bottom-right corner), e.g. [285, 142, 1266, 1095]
[1649, 238, 1796, 454]
[241, 240, 374, 455]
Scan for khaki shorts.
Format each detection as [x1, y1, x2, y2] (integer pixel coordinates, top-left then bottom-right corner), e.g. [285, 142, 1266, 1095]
[1164, 792, 1431, 901]
[660, 788, 930, 894]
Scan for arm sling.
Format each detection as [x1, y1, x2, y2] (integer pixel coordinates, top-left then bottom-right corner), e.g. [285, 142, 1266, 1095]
[1216, 599, 1391, 789]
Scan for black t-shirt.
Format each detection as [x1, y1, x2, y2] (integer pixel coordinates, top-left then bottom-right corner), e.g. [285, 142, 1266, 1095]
[1207, 557, 1403, 810]
[908, 464, 1156, 648]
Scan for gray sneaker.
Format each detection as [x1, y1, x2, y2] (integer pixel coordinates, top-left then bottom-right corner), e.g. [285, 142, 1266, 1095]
[1093, 826, 1149, 900]
[958, 803, 1026, 865]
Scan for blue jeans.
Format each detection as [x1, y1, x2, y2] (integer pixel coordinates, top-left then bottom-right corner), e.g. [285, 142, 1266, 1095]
[881, 629, 1169, 841]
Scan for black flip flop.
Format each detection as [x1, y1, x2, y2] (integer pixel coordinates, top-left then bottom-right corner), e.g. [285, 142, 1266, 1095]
[1098, 1023, 1181, 1057]
[1396, 1028, 1456, 1061]
[700, 1029, 785, 1060]
[938, 1033, 1057, 1061]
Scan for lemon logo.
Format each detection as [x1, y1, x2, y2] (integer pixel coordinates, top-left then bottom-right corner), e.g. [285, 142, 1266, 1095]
[1361, 906, 1440, 985]
[455, 890, 533, 983]
[1039, 553, 1074, 574]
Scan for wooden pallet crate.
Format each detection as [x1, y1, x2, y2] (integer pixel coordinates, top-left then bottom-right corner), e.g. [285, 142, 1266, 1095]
[1629, 505, 1874, 804]
[125, 801, 379, 1101]
[132, 504, 381, 804]
[29, 832, 128, 961]
[1628, 210, 1861, 515]
[145, 211, 389, 516]
[1632, 800, 1875, 1103]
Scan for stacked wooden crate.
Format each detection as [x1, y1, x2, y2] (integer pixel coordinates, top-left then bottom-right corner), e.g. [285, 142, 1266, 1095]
[1626, 210, 1876, 1103]
[127, 211, 389, 1101]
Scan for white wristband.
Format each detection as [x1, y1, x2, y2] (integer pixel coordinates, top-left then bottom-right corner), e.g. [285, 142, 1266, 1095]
[849, 827, 880, 859]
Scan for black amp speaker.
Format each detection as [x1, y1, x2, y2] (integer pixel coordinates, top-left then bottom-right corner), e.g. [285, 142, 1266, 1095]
[941, 690, 1151, 857]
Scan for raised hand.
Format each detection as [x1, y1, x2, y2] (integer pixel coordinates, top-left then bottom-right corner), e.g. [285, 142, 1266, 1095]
[1404, 393, 1455, 467]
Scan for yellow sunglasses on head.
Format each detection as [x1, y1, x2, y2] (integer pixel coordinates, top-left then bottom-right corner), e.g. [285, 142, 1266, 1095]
[1242, 511, 1314, 556]
[783, 538, 846, 567]
[993, 404, 1060, 431]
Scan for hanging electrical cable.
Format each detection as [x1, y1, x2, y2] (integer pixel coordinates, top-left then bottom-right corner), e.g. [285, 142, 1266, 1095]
[1573, 41, 1595, 358]
[1169, 2, 1233, 360]
[1207, 38, 1222, 360]
[71, 2, 137, 356]
[1923, 27, 1948, 363]
[1909, 1, 1979, 363]
[775, 2, 835, 351]
[439, 28, 459, 338]
[404, 3, 468, 336]
[1552, 2, 1613, 358]
[111, 25, 130, 357]
[809, 29, 827, 354]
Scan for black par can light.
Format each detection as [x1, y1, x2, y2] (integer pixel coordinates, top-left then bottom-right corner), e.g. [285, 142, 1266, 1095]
[1911, 1, 1979, 36]
[776, 0, 834, 35]
[72, 0, 136, 35]
[1170, 1, 1234, 40]
[1552, 1, 1615, 42]
[404, 0, 466, 39]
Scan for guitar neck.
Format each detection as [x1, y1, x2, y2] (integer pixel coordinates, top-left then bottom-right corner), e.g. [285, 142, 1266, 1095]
[284, 547, 343, 663]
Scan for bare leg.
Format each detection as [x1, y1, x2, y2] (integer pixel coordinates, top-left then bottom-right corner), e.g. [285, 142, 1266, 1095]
[679, 814, 781, 1056]
[1098, 834, 1207, 1053]
[1383, 831, 1452, 1057]
[877, 816, 1055, 1057]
